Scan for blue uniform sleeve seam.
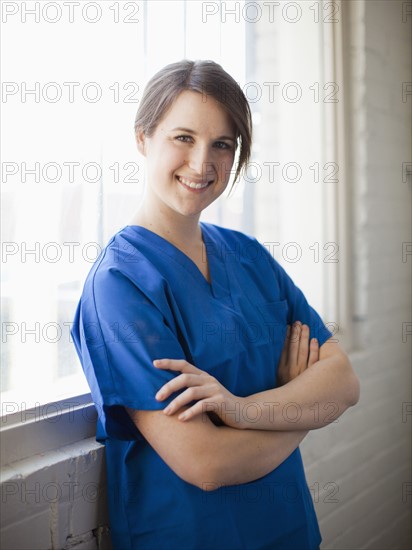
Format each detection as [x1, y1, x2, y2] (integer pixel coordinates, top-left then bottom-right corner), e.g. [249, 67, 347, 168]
[89, 239, 120, 402]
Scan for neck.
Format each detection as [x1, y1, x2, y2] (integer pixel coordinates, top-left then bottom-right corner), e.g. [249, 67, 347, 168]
[130, 193, 203, 248]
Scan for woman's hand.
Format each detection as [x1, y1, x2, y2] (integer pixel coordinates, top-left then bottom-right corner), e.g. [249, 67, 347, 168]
[153, 359, 243, 428]
[276, 322, 319, 386]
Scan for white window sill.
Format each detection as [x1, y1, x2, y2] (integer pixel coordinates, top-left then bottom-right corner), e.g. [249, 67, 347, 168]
[0, 393, 97, 468]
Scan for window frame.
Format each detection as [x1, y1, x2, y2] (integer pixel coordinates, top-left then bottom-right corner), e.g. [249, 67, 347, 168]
[0, 0, 248, 466]
[320, 0, 353, 351]
[0, 393, 96, 467]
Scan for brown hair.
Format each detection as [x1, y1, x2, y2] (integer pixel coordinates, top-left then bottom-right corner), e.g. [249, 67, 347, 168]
[134, 59, 252, 194]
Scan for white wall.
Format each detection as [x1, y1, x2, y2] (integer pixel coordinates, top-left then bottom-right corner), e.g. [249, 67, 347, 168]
[298, 1, 411, 548]
[1, 438, 111, 550]
[1, 1, 411, 549]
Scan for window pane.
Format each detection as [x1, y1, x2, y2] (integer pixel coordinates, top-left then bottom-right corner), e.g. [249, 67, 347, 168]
[1, 0, 247, 412]
[1, 1, 144, 409]
[2, 0, 336, 412]
[253, 9, 333, 320]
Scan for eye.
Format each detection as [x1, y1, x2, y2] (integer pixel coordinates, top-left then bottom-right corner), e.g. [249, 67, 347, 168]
[175, 135, 193, 143]
[214, 141, 233, 150]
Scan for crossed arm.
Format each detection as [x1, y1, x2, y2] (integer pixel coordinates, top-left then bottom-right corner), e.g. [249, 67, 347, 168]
[126, 406, 308, 490]
[126, 323, 360, 490]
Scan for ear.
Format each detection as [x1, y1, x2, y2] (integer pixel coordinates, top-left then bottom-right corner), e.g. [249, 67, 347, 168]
[135, 127, 147, 156]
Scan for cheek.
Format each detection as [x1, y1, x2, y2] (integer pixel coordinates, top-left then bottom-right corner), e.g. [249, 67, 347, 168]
[217, 153, 235, 180]
[159, 147, 186, 173]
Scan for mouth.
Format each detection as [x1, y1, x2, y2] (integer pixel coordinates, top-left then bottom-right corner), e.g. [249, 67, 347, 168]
[176, 175, 214, 192]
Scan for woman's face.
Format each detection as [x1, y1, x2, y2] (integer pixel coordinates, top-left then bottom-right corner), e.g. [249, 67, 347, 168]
[136, 90, 237, 219]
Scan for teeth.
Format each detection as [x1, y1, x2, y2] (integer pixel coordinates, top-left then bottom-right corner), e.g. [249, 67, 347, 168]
[177, 176, 210, 189]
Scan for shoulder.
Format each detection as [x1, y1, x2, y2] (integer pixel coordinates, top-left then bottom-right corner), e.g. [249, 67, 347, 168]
[95, 225, 148, 271]
[81, 226, 167, 304]
[201, 221, 278, 266]
[201, 221, 263, 255]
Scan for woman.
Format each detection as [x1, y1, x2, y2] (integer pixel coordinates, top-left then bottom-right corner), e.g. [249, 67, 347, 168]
[71, 60, 360, 550]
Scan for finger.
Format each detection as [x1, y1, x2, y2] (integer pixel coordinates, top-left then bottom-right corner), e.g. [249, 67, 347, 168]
[308, 338, 319, 367]
[297, 324, 310, 374]
[288, 322, 301, 368]
[153, 359, 201, 373]
[155, 373, 201, 401]
[178, 399, 215, 422]
[277, 326, 292, 385]
[162, 385, 207, 416]
[279, 325, 291, 368]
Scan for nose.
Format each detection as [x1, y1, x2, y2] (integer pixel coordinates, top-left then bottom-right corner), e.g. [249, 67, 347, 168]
[187, 144, 215, 180]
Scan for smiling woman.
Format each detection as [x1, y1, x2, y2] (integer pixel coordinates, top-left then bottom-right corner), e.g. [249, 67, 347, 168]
[71, 59, 359, 550]
[133, 89, 237, 220]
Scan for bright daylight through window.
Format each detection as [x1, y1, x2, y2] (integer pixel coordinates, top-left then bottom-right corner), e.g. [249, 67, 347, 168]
[1, 0, 342, 417]
[1, 0, 246, 414]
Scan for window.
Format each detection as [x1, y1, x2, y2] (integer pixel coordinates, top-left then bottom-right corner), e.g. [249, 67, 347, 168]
[1, 0, 246, 416]
[252, 0, 349, 348]
[1, 0, 348, 428]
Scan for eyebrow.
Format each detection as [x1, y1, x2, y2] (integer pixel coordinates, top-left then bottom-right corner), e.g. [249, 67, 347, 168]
[171, 127, 236, 142]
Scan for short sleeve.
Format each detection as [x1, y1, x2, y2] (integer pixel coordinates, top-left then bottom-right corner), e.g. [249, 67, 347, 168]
[256, 240, 333, 347]
[71, 266, 190, 442]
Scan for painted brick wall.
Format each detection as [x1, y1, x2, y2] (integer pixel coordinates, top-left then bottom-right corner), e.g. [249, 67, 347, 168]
[298, 1, 411, 548]
[1, 439, 111, 550]
[252, 0, 411, 548]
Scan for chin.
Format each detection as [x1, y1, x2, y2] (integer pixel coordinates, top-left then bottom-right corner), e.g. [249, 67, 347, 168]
[172, 199, 210, 218]
[178, 208, 204, 218]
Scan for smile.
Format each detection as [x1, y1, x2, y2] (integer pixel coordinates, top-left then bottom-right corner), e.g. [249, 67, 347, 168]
[176, 175, 213, 191]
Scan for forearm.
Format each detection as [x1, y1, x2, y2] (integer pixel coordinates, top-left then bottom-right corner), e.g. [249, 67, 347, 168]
[239, 353, 360, 431]
[127, 405, 307, 490]
[205, 424, 307, 489]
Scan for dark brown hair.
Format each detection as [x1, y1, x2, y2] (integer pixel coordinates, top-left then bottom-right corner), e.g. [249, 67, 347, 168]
[134, 59, 252, 193]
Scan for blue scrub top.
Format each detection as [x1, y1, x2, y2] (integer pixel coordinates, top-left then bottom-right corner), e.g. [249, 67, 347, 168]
[71, 222, 332, 550]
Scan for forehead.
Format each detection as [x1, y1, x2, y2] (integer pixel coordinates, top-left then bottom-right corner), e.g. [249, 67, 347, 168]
[158, 90, 235, 133]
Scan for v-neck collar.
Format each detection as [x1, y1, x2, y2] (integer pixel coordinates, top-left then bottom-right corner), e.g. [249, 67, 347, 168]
[124, 222, 231, 300]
